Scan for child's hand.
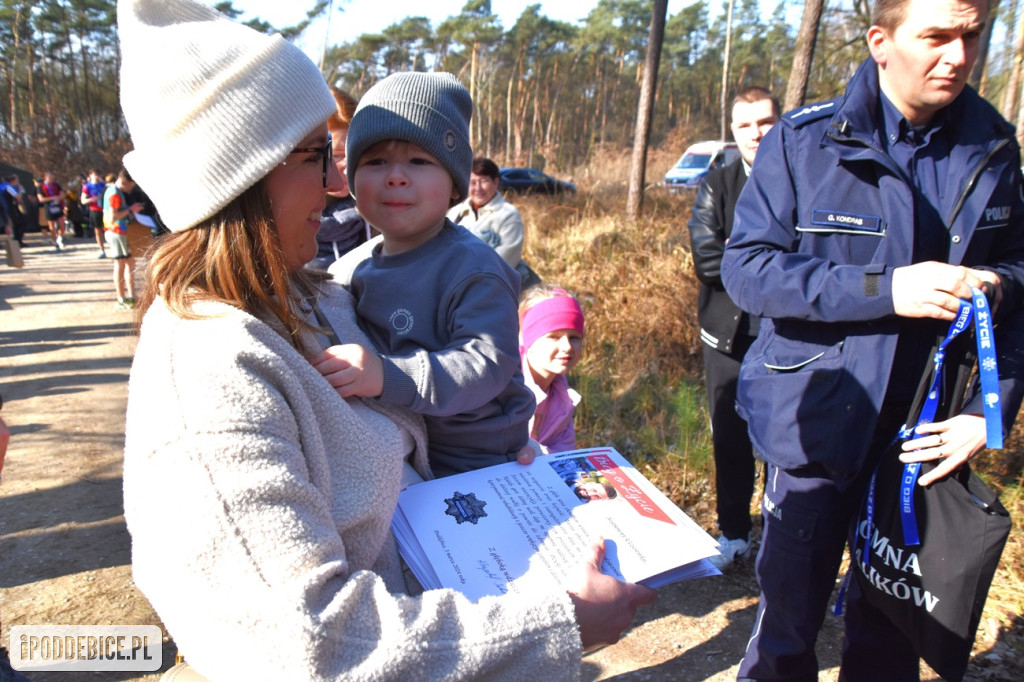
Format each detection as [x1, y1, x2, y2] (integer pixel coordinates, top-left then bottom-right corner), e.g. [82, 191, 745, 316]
[310, 344, 384, 398]
[516, 440, 541, 465]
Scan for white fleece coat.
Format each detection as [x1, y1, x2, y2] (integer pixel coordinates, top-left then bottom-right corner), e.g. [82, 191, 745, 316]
[123, 283, 582, 681]
[447, 192, 525, 268]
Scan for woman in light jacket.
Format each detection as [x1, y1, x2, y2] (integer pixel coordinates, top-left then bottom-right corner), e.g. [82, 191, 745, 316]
[118, 1, 654, 681]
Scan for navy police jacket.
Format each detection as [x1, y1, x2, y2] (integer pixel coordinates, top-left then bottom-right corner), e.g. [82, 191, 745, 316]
[721, 59, 1024, 485]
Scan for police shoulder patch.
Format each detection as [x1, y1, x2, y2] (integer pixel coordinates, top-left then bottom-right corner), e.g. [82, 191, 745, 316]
[783, 98, 840, 129]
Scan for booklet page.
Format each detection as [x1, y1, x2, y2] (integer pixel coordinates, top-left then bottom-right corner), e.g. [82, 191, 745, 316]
[392, 447, 720, 601]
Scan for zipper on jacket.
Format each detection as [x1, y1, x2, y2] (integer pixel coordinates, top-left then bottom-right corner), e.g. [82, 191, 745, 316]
[946, 138, 1009, 229]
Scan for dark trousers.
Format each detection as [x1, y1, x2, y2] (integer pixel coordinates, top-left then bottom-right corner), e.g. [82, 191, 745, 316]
[9, 213, 25, 245]
[703, 336, 757, 539]
[737, 409, 920, 682]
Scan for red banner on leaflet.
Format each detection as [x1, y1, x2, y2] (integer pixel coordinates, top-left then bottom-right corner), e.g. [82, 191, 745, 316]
[586, 451, 675, 524]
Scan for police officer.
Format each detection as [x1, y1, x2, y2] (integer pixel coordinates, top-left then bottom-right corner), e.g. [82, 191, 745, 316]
[722, 0, 1024, 678]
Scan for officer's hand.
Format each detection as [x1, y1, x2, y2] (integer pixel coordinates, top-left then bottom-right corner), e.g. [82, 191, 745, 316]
[898, 414, 987, 486]
[892, 262, 1001, 320]
[972, 268, 1004, 313]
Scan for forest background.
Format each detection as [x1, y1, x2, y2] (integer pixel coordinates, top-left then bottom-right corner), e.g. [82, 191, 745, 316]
[2, 0, 1023, 674]
[7, 0, 1024, 176]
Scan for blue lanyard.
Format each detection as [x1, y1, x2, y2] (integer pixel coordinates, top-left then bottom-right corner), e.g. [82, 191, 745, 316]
[867, 286, 1002, 559]
[837, 287, 1004, 616]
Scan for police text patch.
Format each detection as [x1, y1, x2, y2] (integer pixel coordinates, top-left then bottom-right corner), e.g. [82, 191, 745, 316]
[978, 204, 1010, 230]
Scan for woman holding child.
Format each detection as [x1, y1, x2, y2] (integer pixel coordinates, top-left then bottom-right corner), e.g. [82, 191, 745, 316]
[118, 1, 653, 680]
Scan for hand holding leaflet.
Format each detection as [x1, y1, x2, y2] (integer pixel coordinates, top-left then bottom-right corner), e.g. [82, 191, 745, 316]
[392, 447, 721, 601]
[567, 539, 658, 650]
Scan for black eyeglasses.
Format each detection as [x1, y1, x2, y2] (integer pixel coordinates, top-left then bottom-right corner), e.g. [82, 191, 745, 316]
[285, 135, 333, 188]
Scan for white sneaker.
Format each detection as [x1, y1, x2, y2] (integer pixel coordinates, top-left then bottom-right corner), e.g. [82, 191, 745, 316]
[56, 236, 64, 249]
[709, 534, 750, 570]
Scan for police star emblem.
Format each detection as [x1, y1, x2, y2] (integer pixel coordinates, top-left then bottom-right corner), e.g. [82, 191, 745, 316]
[444, 491, 488, 525]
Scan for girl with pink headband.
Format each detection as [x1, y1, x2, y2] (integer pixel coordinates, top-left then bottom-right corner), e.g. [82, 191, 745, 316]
[519, 285, 586, 453]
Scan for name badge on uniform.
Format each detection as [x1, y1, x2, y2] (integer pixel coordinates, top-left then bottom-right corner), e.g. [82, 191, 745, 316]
[807, 209, 884, 235]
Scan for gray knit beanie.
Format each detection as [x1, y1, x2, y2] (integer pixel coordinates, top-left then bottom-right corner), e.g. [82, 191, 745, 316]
[346, 72, 473, 203]
[117, 0, 336, 232]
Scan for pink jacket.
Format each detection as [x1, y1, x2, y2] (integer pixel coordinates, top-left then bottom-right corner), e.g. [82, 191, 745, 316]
[523, 359, 581, 454]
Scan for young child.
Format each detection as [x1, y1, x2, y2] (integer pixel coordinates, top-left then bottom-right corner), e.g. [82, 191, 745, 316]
[320, 71, 534, 477]
[518, 285, 586, 454]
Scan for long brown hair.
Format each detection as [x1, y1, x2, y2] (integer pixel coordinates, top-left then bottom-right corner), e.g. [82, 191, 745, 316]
[136, 180, 325, 352]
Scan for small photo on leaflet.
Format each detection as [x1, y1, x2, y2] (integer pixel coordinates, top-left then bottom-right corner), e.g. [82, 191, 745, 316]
[549, 456, 618, 503]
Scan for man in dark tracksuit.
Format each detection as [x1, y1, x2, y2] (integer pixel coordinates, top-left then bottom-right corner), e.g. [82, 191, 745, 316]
[687, 86, 780, 569]
[721, 1, 1024, 679]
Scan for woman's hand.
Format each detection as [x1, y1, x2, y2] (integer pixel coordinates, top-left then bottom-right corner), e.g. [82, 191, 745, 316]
[567, 540, 657, 650]
[899, 414, 989, 486]
[309, 344, 384, 398]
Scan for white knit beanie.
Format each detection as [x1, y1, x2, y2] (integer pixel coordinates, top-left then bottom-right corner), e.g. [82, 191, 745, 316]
[117, 0, 336, 232]
[346, 72, 473, 203]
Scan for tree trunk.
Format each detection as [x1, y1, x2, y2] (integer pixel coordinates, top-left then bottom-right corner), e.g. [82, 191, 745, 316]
[626, 0, 667, 219]
[720, 0, 734, 140]
[61, 18, 83, 153]
[529, 72, 540, 168]
[79, 35, 97, 153]
[26, 40, 37, 130]
[970, 0, 1000, 91]
[505, 50, 522, 162]
[1003, 2, 1024, 123]
[320, 0, 335, 71]
[598, 58, 608, 147]
[784, 0, 824, 112]
[469, 41, 478, 149]
[10, 7, 21, 137]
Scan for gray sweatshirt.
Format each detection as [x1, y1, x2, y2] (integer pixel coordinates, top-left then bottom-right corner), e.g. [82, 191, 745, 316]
[342, 222, 535, 476]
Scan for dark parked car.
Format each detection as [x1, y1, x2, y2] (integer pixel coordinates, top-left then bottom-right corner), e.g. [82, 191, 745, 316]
[498, 168, 577, 196]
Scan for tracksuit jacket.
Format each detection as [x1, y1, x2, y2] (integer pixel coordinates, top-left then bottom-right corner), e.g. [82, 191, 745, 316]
[721, 58, 1024, 486]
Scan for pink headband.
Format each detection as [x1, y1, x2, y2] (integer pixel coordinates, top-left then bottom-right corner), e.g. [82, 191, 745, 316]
[521, 295, 585, 352]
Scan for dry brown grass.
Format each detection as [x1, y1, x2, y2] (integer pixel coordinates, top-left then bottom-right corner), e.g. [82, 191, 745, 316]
[518, 146, 1024, 666]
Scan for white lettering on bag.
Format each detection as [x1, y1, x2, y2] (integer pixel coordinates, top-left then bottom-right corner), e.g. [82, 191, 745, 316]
[857, 520, 923, 576]
[854, 546, 940, 612]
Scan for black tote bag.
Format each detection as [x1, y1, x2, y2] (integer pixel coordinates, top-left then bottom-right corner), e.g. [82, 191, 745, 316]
[851, 324, 1011, 682]
[852, 451, 1010, 680]
[851, 325, 1011, 679]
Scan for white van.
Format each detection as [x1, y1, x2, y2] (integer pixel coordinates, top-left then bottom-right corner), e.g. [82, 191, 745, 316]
[663, 141, 740, 191]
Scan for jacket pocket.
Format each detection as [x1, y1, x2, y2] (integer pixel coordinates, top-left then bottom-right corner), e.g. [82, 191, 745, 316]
[761, 327, 844, 374]
[737, 329, 847, 471]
